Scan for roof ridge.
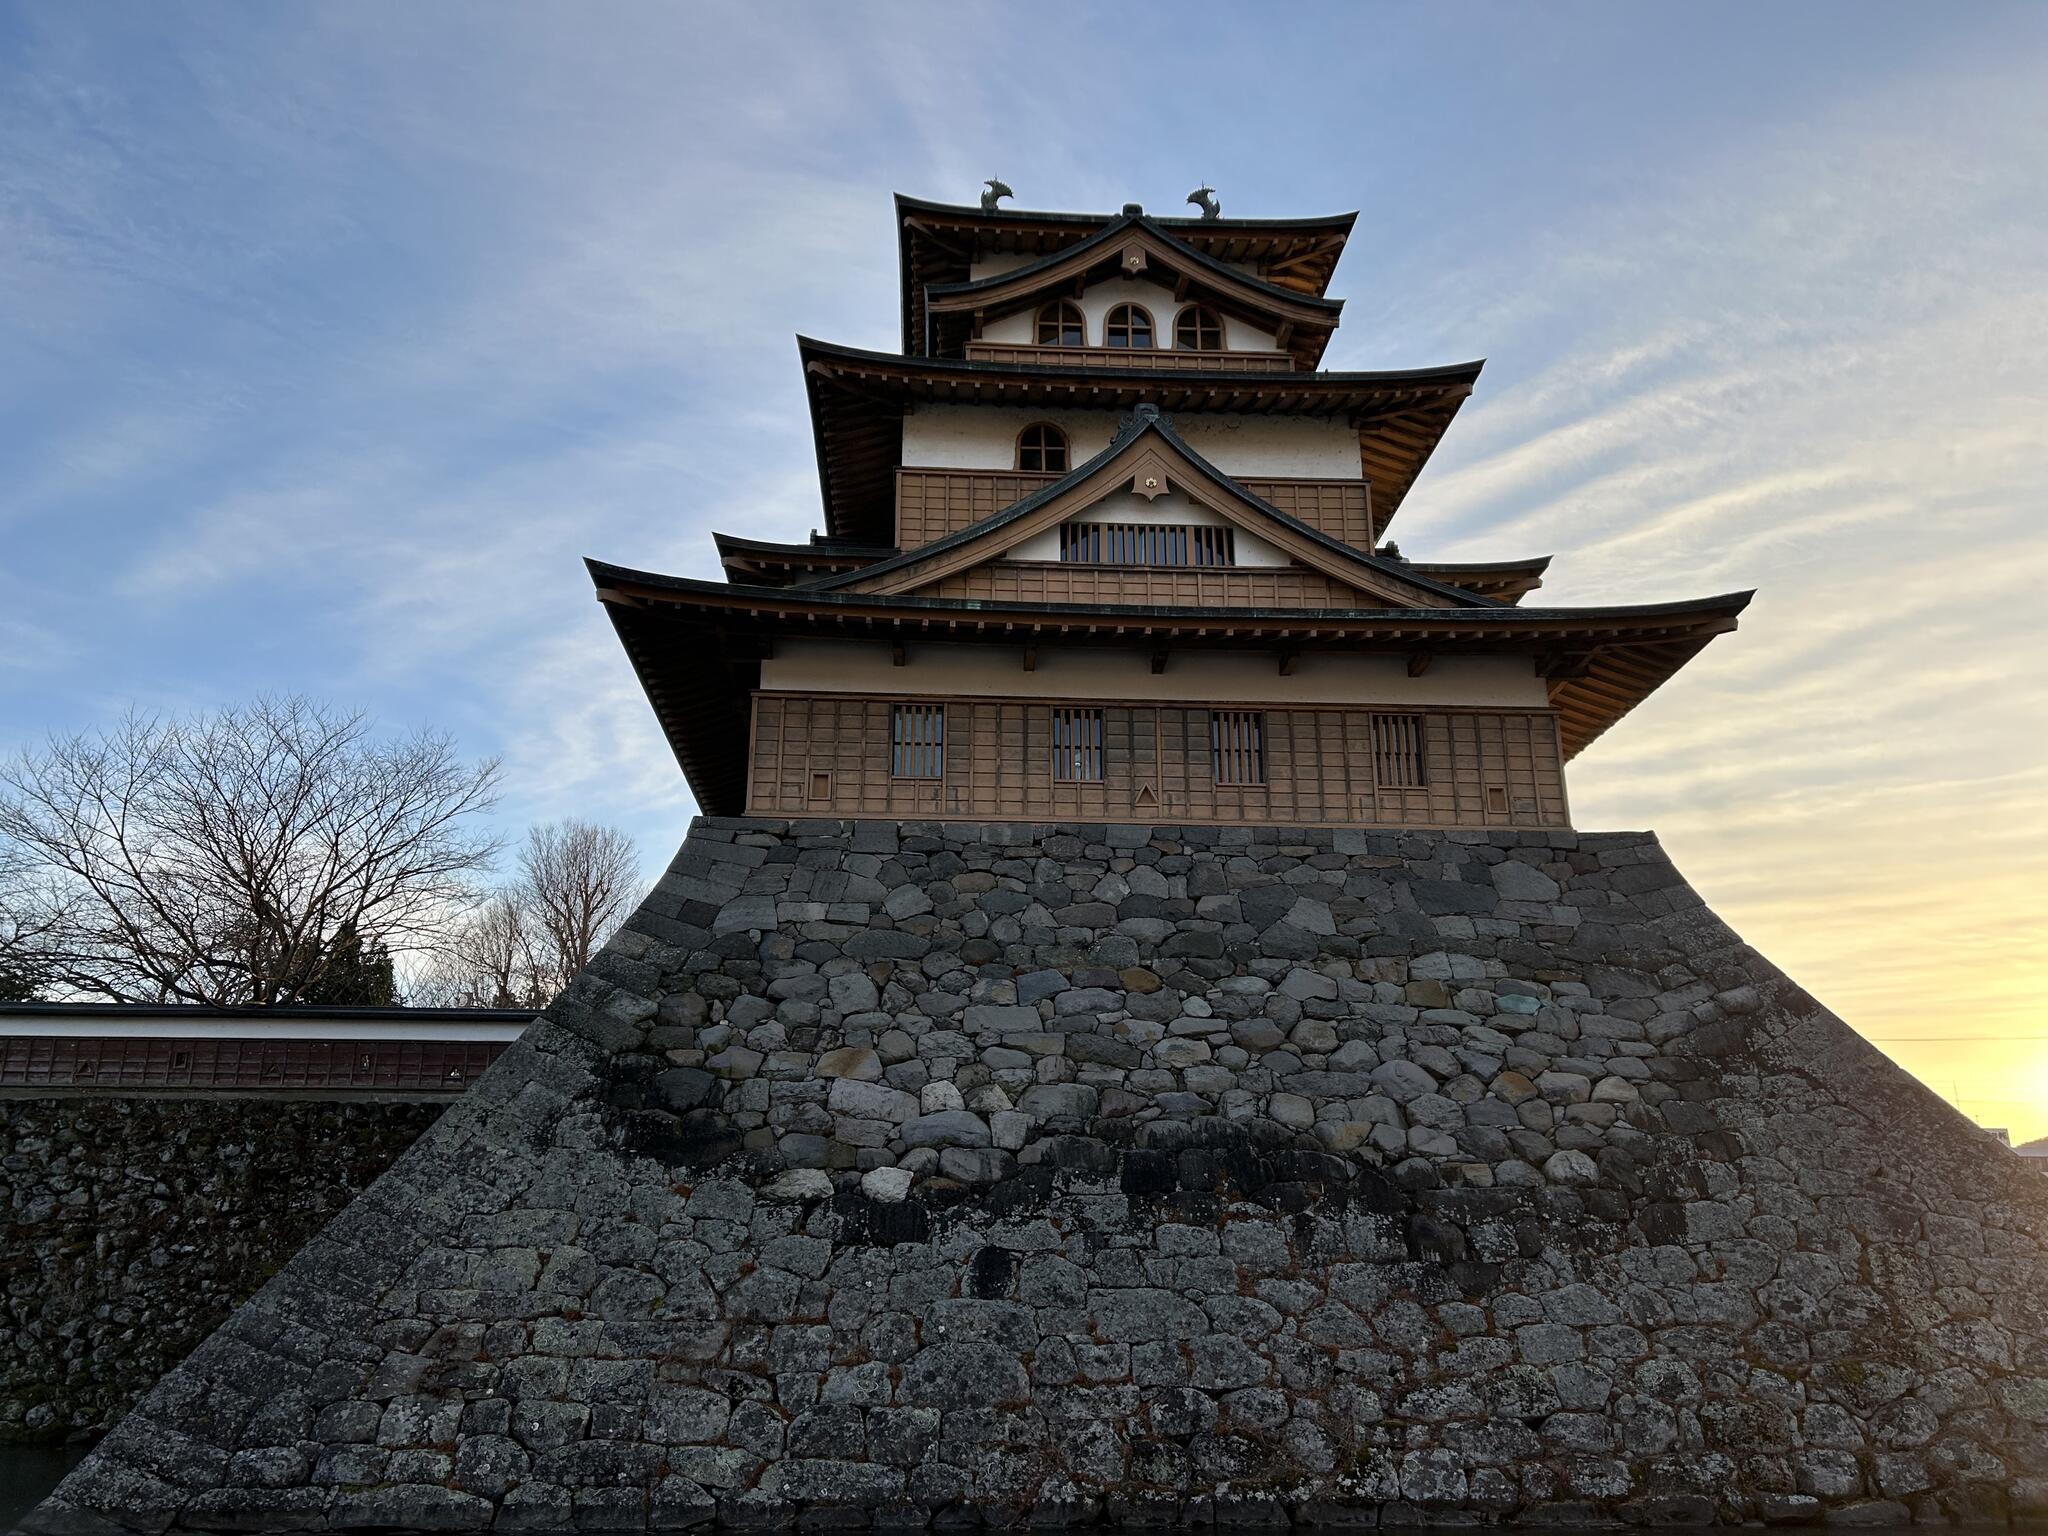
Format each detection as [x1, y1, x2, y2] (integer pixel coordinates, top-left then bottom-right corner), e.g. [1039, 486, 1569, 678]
[893, 192, 1361, 232]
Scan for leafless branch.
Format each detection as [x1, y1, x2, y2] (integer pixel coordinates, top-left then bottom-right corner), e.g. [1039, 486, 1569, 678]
[412, 818, 641, 1010]
[0, 696, 501, 1004]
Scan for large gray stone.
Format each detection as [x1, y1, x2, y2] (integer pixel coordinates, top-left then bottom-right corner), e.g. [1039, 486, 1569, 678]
[899, 1342, 1030, 1408]
[1491, 860, 1561, 903]
[900, 1110, 991, 1148]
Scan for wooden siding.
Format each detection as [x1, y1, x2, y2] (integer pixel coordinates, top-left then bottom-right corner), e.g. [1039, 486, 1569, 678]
[896, 467, 1057, 549]
[963, 342, 1295, 372]
[920, 562, 1381, 609]
[748, 692, 1569, 828]
[0, 1035, 505, 1094]
[895, 468, 1375, 551]
[1247, 478, 1377, 549]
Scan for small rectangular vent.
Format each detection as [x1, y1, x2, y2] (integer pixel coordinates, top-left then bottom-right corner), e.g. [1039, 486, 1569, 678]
[1059, 522, 1234, 567]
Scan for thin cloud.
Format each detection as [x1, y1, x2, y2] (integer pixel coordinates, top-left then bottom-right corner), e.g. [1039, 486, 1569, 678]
[3, 5, 2046, 1132]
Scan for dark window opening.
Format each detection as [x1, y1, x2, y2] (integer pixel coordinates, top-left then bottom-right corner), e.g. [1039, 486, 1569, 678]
[891, 703, 945, 780]
[1035, 301, 1085, 345]
[1052, 707, 1105, 782]
[1212, 711, 1266, 786]
[1175, 305, 1224, 350]
[1104, 303, 1154, 348]
[1372, 713, 1428, 788]
[1017, 422, 1070, 473]
[1059, 522, 1234, 566]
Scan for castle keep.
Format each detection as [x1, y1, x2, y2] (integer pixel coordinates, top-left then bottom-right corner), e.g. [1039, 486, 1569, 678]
[593, 192, 1748, 829]
[32, 192, 2048, 1534]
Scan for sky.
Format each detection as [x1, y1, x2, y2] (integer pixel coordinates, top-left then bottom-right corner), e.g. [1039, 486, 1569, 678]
[3, 4, 2046, 1130]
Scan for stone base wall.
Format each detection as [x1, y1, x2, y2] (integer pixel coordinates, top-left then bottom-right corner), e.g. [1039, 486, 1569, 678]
[1, 1097, 441, 1444]
[29, 817, 2048, 1532]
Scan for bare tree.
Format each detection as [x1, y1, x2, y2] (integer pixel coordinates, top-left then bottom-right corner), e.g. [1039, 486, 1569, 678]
[0, 697, 500, 1005]
[410, 893, 540, 1008]
[415, 819, 640, 1009]
[519, 820, 641, 998]
[0, 843, 65, 1001]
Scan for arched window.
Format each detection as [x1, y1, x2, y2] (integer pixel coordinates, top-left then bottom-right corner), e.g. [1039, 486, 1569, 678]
[1034, 301, 1085, 346]
[1104, 303, 1154, 349]
[1175, 304, 1224, 351]
[1016, 422, 1069, 473]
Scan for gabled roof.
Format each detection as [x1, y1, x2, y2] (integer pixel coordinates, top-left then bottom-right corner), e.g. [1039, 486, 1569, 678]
[810, 405, 1491, 611]
[921, 213, 1343, 367]
[799, 336, 1482, 546]
[896, 194, 1357, 355]
[589, 555, 1753, 814]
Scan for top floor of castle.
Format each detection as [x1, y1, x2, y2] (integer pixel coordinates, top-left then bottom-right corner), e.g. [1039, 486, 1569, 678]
[591, 188, 1750, 830]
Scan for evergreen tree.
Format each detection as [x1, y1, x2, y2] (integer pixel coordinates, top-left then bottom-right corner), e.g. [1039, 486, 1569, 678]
[300, 920, 398, 1006]
[0, 956, 39, 1002]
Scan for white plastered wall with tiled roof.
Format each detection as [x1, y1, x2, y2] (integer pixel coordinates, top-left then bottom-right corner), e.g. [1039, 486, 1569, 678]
[901, 404, 1362, 478]
[975, 277, 1282, 352]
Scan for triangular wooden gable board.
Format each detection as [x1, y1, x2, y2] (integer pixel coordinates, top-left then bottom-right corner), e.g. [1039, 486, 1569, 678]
[848, 422, 1452, 608]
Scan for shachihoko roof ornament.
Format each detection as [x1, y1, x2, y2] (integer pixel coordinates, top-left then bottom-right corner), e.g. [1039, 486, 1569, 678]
[979, 177, 1011, 212]
[1188, 184, 1221, 219]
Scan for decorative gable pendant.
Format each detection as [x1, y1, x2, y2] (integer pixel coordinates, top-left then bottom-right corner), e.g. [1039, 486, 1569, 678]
[1127, 447, 1175, 500]
[1120, 242, 1148, 278]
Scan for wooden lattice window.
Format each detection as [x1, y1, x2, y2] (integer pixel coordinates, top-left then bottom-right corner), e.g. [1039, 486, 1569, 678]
[1035, 301, 1085, 345]
[1051, 707, 1104, 783]
[1175, 305, 1224, 351]
[1211, 711, 1266, 786]
[1058, 522, 1234, 566]
[890, 703, 945, 780]
[1104, 303, 1154, 349]
[1372, 712, 1427, 788]
[1016, 422, 1069, 473]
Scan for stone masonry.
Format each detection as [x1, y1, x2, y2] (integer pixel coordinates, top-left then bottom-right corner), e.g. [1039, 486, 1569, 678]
[29, 817, 2048, 1531]
[1, 1097, 442, 1443]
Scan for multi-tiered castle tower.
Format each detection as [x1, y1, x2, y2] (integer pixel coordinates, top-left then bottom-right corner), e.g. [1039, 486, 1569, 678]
[36, 194, 2048, 1536]
[594, 192, 1748, 828]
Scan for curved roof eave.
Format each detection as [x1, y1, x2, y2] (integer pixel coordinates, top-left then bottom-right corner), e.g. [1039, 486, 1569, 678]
[1409, 556, 1554, 575]
[797, 333, 1487, 389]
[588, 557, 1757, 628]
[712, 531, 895, 558]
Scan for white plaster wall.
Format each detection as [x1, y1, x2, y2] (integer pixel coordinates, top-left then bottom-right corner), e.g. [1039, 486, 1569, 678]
[976, 276, 1279, 352]
[1006, 490, 1289, 565]
[761, 639, 1548, 709]
[901, 405, 1361, 479]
